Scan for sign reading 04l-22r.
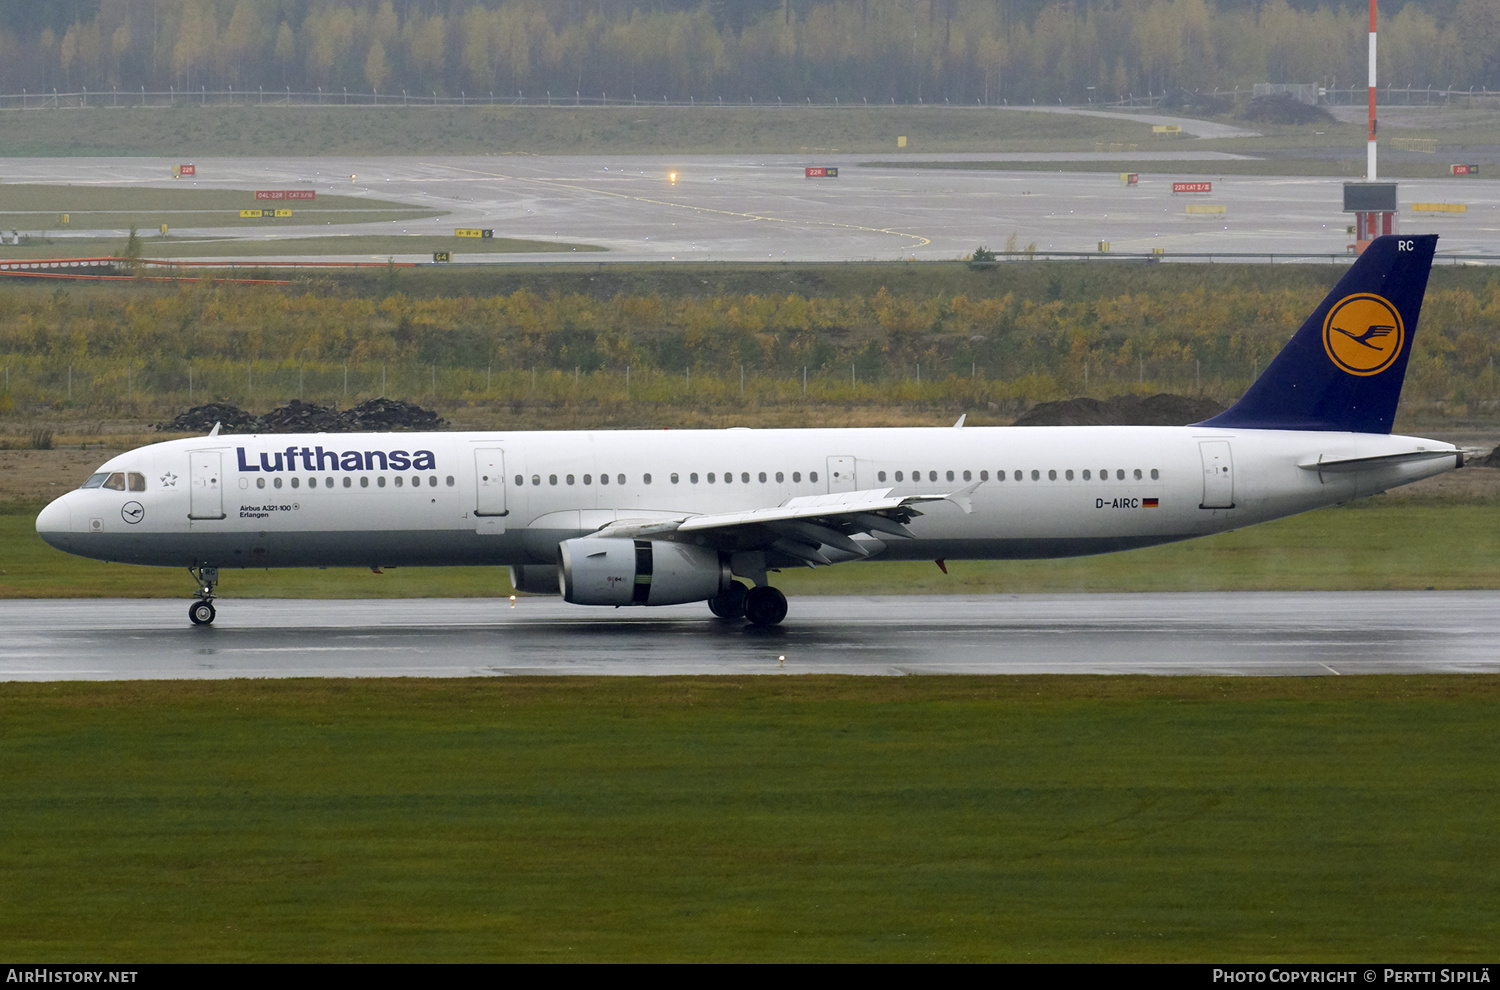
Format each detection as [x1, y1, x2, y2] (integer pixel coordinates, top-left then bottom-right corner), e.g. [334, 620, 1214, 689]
[1322, 293, 1405, 376]
[455, 229, 494, 238]
[804, 167, 839, 178]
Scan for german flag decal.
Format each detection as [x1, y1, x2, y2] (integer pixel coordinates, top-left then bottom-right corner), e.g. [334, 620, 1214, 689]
[1143, 498, 1159, 508]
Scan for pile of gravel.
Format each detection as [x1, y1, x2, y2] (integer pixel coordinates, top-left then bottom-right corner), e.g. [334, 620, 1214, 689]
[1012, 393, 1225, 427]
[156, 399, 447, 434]
[1238, 94, 1335, 126]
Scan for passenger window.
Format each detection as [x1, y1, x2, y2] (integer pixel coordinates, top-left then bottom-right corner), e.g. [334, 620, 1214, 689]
[429, 476, 437, 487]
[446, 476, 454, 486]
[1030, 470, 1040, 481]
[810, 471, 819, 482]
[894, 471, 903, 481]
[878, 471, 887, 482]
[690, 473, 698, 484]
[127, 472, 146, 491]
[257, 477, 266, 489]
[600, 473, 609, 485]
[980, 470, 989, 481]
[724, 472, 733, 484]
[344, 477, 352, 488]
[946, 471, 955, 482]
[361, 477, 369, 488]
[707, 473, 716, 483]
[1116, 469, 1125, 480]
[274, 477, 284, 489]
[644, 474, 652, 484]
[412, 476, 420, 487]
[1083, 469, 1091, 480]
[1150, 469, 1159, 480]
[1134, 469, 1143, 480]
[617, 474, 625, 485]
[81, 473, 108, 489]
[103, 472, 126, 491]
[741, 472, 750, 484]
[925, 471, 934, 482]
[327, 477, 335, 488]
[1065, 470, 1074, 481]
[792, 472, 801, 482]
[532, 475, 541, 486]
[671, 473, 679, 484]
[567, 474, 575, 485]
[378, 476, 387, 488]
[775, 472, 784, 483]
[515, 475, 523, 486]
[548, 474, 557, 486]
[394, 476, 403, 488]
[758, 472, 766, 483]
[584, 474, 592, 485]
[962, 470, 971, 482]
[1048, 470, 1057, 481]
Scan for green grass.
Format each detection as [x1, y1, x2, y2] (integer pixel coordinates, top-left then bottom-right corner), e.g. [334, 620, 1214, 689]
[0, 186, 412, 213]
[5, 500, 1498, 599]
[2, 675, 1498, 961]
[0, 105, 1152, 157]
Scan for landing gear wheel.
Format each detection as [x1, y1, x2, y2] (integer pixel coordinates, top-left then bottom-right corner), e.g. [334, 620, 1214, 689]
[743, 586, 788, 627]
[708, 582, 748, 619]
[189, 600, 217, 626]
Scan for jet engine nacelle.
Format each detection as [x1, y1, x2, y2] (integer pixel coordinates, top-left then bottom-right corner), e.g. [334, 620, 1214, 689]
[509, 564, 561, 596]
[559, 537, 730, 606]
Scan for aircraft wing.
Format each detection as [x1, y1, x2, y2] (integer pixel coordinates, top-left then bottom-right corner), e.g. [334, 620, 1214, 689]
[596, 483, 980, 565]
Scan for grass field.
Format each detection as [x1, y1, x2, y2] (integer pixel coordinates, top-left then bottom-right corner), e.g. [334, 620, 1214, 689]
[4, 498, 1497, 599]
[2, 674, 1498, 961]
[0, 233, 601, 261]
[863, 157, 1477, 180]
[0, 105, 1152, 157]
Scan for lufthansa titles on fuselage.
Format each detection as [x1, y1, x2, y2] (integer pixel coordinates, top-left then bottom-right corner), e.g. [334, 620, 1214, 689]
[235, 445, 436, 473]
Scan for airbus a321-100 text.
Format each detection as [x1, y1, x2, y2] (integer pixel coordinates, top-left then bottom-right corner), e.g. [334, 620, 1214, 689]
[37, 235, 1465, 627]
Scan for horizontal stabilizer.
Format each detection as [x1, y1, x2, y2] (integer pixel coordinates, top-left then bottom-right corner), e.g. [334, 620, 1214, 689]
[1298, 449, 1460, 473]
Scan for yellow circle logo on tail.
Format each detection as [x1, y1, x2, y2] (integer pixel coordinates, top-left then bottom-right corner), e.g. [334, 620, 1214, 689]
[1322, 294, 1405, 376]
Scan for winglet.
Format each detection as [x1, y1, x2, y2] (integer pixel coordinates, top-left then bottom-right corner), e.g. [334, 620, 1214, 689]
[953, 414, 966, 428]
[208, 421, 222, 437]
[943, 480, 981, 515]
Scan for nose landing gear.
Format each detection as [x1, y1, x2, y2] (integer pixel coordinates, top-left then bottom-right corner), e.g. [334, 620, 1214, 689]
[188, 566, 219, 626]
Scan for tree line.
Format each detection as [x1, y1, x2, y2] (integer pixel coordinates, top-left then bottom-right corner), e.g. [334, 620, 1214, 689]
[3, 0, 1497, 108]
[0, 278, 1494, 415]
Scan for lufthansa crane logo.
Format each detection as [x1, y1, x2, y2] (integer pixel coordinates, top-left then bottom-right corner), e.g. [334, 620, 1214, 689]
[1322, 293, 1405, 376]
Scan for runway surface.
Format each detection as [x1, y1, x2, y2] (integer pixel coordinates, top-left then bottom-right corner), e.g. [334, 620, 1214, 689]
[3, 592, 1497, 680]
[6, 149, 1497, 262]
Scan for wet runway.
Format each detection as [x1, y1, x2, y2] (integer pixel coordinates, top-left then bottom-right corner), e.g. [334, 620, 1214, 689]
[3, 592, 1497, 680]
[6, 147, 1497, 261]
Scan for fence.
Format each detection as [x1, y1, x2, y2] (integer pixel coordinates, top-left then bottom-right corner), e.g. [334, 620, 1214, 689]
[0, 85, 1494, 112]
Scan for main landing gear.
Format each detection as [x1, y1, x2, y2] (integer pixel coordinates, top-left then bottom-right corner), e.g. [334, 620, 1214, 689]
[708, 582, 788, 627]
[188, 566, 218, 626]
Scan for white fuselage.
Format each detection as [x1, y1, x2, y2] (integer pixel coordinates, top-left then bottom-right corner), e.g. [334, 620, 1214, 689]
[36, 425, 1460, 573]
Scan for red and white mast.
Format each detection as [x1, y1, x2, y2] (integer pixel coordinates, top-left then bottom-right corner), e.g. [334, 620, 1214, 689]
[1367, 0, 1378, 180]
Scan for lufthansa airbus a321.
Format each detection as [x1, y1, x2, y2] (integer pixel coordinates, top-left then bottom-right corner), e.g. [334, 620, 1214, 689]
[36, 235, 1463, 627]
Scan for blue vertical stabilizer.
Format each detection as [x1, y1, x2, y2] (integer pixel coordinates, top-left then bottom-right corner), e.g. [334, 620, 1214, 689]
[1196, 234, 1436, 434]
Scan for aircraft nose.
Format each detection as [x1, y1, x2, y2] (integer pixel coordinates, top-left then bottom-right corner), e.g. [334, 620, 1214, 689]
[35, 497, 73, 552]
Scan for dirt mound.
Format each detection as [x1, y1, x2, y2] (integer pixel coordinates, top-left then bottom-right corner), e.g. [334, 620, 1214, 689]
[1238, 94, 1335, 126]
[340, 398, 446, 431]
[1012, 393, 1224, 427]
[154, 402, 262, 434]
[156, 398, 446, 434]
[1482, 446, 1500, 469]
[258, 399, 345, 433]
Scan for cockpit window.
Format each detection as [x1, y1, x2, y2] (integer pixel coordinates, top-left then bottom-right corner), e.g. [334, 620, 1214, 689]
[81, 473, 108, 489]
[102, 472, 127, 491]
[127, 472, 146, 492]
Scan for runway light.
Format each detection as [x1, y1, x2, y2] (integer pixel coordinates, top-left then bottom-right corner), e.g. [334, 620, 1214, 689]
[510, 595, 516, 608]
[669, 172, 678, 183]
[778, 655, 785, 665]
